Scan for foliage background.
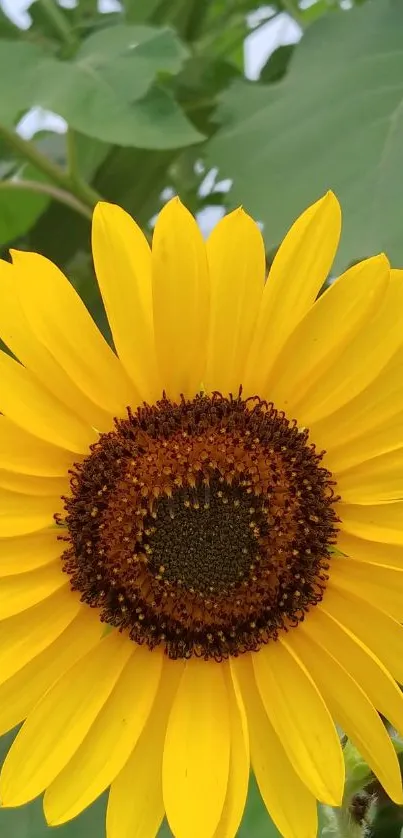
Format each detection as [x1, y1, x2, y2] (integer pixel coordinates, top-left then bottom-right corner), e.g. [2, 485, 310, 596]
[0, 0, 402, 835]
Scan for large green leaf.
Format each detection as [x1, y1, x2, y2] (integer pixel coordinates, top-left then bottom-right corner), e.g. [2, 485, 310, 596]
[0, 28, 203, 148]
[207, 0, 403, 270]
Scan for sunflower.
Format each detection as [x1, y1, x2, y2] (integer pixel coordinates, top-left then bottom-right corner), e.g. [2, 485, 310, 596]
[0, 192, 402, 838]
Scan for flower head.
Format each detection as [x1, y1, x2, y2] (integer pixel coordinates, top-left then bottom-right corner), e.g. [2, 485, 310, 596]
[0, 193, 402, 838]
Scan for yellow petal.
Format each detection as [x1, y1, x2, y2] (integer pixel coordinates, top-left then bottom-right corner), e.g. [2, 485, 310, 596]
[0, 488, 64, 537]
[0, 607, 102, 736]
[0, 631, 132, 806]
[253, 638, 343, 804]
[0, 587, 82, 684]
[0, 471, 69, 497]
[337, 530, 403, 569]
[45, 645, 163, 825]
[204, 208, 265, 394]
[232, 654, 317, 838]
[152, 198, 209, 399]
[309, 344, 403, 458]
[0, 259, 113, 432]
[92, 202, 160, 403]
[0, 350, 96, 453]
[308, 606, 403, 735]
[336, 448, 403, 503]
[323, 410, 403, 473]
[107, 659, 184, 838]
[0, 529, 63, 575]
[213, 665, 250, 838]
[329, 555, 403, 621]
[265, 255, 388, 411]
[244, 192, 341, 394]
[339, 501, 403, 544]
[322, 584, 403, 684]
[295, 273, 403, 426]
[289, 625, 403, 804]
[163, 658, 230, 838]
[12, 250, 137, 418]
[0, 417, 76, 477]
[0, 563, 66, 619]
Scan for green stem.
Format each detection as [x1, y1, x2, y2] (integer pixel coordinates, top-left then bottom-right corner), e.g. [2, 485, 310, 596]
[0, 179, 92, 219]
[66, 126, 79, 182]
[282, 0, 305, 26]
[0, 123, 102, 212]
[37, 0, 76, 47]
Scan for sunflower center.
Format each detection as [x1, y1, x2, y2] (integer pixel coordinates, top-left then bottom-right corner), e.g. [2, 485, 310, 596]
[59, 392, 339, 660]
[147, 479, 262, 593]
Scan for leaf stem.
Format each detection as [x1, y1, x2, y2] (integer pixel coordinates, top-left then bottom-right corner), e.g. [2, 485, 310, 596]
[37, 0, 77, 48]
[0, 179, 92, 219]
[66, 126, 79, 181]
[0, 123, 102, 212]
[281, 0, 305, 27]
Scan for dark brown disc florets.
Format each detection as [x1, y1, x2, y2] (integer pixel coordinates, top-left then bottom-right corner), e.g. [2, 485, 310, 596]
[58, 391, 339, 660]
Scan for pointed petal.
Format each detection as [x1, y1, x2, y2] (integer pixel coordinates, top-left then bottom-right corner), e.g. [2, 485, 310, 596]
[253, 638, 343, 804]
[152, 198, 209, 399]
[0, 588, 81, 684]
[0, 350, 96, 453]
[0, 607, 102, 736]
[107, 659, 184, 838]
[213, 665, 250, 838]
[45, 645, 163, 825]
[309, 344, 403, 461]
[337, 530, 403, 569]
[0, 259, 114, 432]
[12, 250, 137, 418]
[330, 555, 403, 620]
[310, 606, 403, 735]
[265, 255, 388, 411]
[323, 410, 403, 473]
[295, 273, 403, 426]
[204, 208, 265, 394]
[288, 625, 403, 804]
[0, 488, 64, 538]
[0, 417, 76, 477]
[244, 192, 341, 393]
[0, 563, 66, 618]
[336, 448, 403, 503]
[163, 658, 230, 838]
[0, 471, 68, 497]
[92, 202, 161, 403]
[339, 501, 403, 544]
[322, 584, 403, 684]
[0, 631, 132, 806]
[232, 654, 318, 838]
[0, 529, 63, 575]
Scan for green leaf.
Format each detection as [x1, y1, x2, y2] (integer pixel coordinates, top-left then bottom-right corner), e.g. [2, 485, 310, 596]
[0, 41, 44, 126]
[0, 184, 48, 249]
[259, 44, 295, 83]
[0, 8, 21, 39]
[78, 84, 202, 149]
[207, 0, 403, 270]
[0, 159, 55, 249]
[0, 28, 202, 148]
